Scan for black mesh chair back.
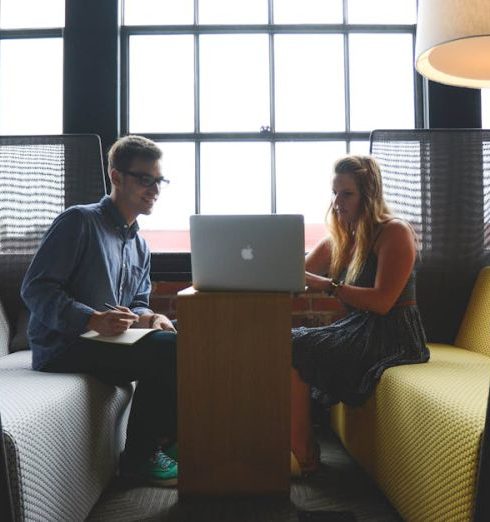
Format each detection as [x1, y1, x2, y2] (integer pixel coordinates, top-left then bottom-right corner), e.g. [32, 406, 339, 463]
[0, 135, 106, 331]
[370, 129, 490, 343]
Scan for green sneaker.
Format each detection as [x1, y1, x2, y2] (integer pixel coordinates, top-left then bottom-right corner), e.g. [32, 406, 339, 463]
[162, 442, 178, 462]
[122, 449, 178, 487]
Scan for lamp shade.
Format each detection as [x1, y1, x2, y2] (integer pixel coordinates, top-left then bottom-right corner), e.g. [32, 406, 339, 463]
[415, 0, 490, 88]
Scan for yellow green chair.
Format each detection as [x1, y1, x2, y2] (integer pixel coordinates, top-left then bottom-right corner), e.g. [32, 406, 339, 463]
[331, 266, 490, 522]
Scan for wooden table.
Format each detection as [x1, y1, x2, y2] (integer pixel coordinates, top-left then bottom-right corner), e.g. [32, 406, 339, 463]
[177, 288, 291, 497]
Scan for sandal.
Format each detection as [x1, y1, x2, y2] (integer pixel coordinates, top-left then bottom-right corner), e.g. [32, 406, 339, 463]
[290, 443, 321, 477]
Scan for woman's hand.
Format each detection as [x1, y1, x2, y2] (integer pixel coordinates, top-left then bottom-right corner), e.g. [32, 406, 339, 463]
[305, 271, 332, 292]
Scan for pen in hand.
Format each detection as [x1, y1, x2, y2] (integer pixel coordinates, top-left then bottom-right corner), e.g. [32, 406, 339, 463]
[104, 302, 138, 320]
[103, 302, 139, 328]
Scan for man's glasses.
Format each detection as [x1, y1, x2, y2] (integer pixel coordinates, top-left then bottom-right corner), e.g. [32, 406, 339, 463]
[120, 170, 170, 188]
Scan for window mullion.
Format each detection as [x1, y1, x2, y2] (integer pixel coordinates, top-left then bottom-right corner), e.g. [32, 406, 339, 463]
[271, 142, 276, 213]
[413, 30, 425, 128]
[195, 141, 201, 214]
[0, 28, 62, 39]
[194, 0, 200, 214]
[343, 0, 351, 152]
[269, 0, 276, 213]
[120, 31, 130, 134]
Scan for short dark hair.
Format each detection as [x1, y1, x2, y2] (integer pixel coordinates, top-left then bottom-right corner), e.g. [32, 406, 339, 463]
[108, 135, 162, 172]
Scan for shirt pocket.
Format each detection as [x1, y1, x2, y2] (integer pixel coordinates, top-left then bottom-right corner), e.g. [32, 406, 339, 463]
[123, 265, 148, 305]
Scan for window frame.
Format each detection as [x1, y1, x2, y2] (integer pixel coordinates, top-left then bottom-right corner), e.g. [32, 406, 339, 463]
[0, 28, 62, 40]
[120, 1, 422, 279]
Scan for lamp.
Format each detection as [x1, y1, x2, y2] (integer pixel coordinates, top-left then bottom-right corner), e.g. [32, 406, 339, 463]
[415, 0, 490, 88]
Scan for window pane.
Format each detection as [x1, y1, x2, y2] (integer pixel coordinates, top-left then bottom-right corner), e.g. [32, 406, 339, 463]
[483, 89, 490, 129]
[274, 0, 342, 24]
[129, 35, 194, 133]
[0, 0, 64, 28]
[0, 39, 63, 135]
[348, 0, 416, 24]
[275, 35, 345, 132]
[200, 142, 271, 214]
[199, 0, 267, 24]
[200, 35, 270, 132]
[138, 143, 195, 252]
[349, 34, 414, 131]
[276, 141, 345, 250]
[124, 0, 193, 25]
[349, 141, 370, 155]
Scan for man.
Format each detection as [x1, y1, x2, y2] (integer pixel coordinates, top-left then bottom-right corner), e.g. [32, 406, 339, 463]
[21, 135, 178, 486]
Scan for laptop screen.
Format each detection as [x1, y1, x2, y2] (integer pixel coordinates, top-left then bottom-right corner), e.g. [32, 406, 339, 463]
[190, 214, 305, 292]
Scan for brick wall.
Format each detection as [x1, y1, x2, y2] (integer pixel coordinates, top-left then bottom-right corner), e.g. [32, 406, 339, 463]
[150, 281, 347, 327]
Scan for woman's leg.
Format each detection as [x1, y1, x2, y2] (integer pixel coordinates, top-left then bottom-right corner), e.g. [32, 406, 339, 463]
[291, 368, 319, 472]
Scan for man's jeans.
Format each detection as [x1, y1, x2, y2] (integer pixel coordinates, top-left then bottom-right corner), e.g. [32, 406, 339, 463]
[41, 330, 177, 460]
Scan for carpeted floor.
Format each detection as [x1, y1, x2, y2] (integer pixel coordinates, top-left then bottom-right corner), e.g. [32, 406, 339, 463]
[87, 427, 401, 522]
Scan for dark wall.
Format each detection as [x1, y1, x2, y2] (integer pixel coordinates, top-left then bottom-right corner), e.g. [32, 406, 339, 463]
[427, 80, 481, 128]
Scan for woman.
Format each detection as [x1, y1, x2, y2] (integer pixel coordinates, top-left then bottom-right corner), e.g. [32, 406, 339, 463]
[291, 155, 430, 475]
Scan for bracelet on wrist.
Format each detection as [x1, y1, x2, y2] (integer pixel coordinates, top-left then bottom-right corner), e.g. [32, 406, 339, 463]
[328, 279, 344, 297]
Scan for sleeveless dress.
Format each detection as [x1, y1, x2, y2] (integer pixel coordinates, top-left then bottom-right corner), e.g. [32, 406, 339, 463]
[292, 238, 430, 407]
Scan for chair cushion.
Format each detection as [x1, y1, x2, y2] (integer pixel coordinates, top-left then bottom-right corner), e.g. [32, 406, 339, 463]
[0, 355, 133, 521]
[331, 344, 490, 522]
[0, 350, 31, 369]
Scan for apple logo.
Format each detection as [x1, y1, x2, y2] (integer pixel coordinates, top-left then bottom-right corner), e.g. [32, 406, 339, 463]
[241, 245, 254, 260]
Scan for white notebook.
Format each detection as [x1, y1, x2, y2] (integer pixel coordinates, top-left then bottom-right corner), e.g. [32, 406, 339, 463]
[80, 328, 157, 345]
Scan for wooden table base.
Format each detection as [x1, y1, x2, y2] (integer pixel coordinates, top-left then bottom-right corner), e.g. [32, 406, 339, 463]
[177, 289, 291, 496]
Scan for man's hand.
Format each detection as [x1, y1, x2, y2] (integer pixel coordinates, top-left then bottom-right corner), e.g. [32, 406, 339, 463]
[87, 306, 139, 336]
[150, 314, 177, 333]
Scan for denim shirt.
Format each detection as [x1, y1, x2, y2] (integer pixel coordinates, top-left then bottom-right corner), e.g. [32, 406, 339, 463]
[21, 195, 153, 370]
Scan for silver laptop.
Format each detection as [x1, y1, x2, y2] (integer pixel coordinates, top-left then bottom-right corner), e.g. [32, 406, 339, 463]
[190, 214, 305, 292]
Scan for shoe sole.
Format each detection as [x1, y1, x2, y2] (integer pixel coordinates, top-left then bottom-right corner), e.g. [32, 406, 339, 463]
[146, 477, 178, 487]
[120, 472, 178, 488]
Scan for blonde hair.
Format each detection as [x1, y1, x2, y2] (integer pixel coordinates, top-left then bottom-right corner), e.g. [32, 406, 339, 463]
[328, 155, 391, 284]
